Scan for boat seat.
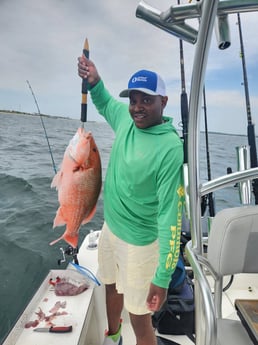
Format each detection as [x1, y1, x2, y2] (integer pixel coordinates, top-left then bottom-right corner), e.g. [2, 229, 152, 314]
[186, 205, 258, 345]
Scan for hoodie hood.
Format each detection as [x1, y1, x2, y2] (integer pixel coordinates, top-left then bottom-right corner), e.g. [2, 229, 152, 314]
[137, 116, 179, 136]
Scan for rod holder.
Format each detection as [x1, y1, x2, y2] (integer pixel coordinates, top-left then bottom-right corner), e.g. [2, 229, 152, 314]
[183, 163, 191, 219]
[236, 145, 252, 204]
[215, 15, 231, 49]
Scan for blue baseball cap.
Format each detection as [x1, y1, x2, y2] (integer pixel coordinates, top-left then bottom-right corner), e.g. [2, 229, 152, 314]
[119, 69, 166, 97]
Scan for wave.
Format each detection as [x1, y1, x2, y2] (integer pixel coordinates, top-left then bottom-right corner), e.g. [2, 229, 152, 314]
[0, 115, 108, 341]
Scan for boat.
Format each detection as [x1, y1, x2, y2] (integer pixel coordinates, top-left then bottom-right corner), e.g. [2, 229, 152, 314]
[3, 1, 258, 344]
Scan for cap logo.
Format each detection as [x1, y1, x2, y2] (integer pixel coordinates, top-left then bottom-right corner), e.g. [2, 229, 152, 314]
[132, 76, 147, 83]
[119, 69, 166, 97]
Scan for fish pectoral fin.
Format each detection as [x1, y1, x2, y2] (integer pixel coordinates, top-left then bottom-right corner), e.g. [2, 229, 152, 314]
[81, 205, 97, 225]
[53, 208, 67, 227]
[51, 171, 63, 189]
[49, 236, 63, 246]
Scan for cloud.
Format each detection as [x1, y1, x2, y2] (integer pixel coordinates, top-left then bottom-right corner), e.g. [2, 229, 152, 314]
[0, 0, 257, 134]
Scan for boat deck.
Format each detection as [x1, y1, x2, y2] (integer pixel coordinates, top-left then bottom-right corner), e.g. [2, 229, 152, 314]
[3, 231, 258, 345]
[118, 274, 258, 345]
[83, 232, 258, 345]
[2, 233, 100, 345]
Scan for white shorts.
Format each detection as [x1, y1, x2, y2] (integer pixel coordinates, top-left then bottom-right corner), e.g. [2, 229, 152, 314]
[98, 222, 159, 315]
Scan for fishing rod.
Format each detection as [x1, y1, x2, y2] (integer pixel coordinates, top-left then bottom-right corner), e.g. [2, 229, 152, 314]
[179, 33, 189, 165]
[177, 0, 192, 224]
[184, 0, 214, 217]
[237, 13, 258, 204]
[56, 37, 91, 267]
[179, 0, 211, 218]
[202, 86, 215, 217]
[177, 0, 189, 164]
[81, 38, 89, 127]
[26, 80, 57, 174]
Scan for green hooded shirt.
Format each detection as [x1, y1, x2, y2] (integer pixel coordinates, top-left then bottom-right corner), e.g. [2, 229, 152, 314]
[90, 80, 184, 288]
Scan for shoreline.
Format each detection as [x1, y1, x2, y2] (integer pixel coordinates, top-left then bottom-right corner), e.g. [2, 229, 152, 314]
[0, 110, 250, 137]
[0, 110, 99, 123]
[0, 109, 70, 120]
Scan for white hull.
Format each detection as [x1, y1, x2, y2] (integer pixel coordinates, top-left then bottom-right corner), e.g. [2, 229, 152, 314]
[2, 232, 101, 345]
[3, 229, 258, 345]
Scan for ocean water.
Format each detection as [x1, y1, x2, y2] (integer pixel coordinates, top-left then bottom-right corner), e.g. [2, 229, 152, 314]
[0, 111, 254, 342]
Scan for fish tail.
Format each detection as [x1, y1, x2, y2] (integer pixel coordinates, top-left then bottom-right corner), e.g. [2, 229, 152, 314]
[49, 233, 79, 249]
[63, 232, 79, 248]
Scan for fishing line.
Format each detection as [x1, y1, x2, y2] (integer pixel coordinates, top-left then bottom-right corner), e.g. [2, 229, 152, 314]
[26, 80, 57, 174]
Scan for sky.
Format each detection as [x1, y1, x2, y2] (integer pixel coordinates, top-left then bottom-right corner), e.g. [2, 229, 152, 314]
[0, 0, 258, 135]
